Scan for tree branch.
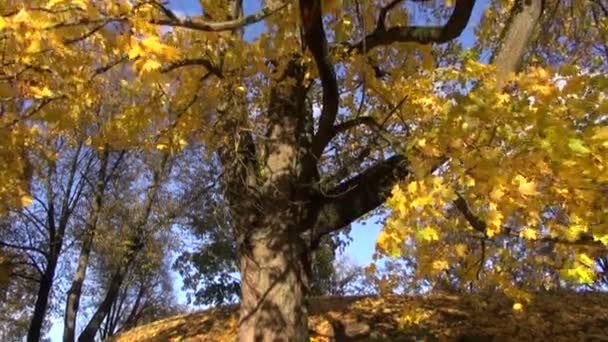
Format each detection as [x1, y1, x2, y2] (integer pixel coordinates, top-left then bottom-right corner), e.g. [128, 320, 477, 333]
[312, 155, 409, 239]
[351, 0, 476, 52]
[160, 57, 222, 77]
[491, 0, 544, 88]
[454, 194, 607, 250]
[301, 0, 340, 160]
[377, 0, 406, 32]
[454, 193, 487, 234]
[150, 0, 291, 32]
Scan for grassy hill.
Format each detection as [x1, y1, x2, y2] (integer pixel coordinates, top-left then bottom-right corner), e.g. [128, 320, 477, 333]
[111, 291, 608, 341]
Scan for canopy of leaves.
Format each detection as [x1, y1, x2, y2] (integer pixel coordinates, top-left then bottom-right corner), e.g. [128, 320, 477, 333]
[0, 0, 607, 338]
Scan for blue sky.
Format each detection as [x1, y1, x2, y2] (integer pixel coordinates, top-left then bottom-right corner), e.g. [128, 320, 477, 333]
[47, 1, 488, 340]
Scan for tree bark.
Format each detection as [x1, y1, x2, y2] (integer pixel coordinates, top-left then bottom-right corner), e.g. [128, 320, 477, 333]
[218, 1, 480, 341]
[78, 270, 126, 342]
[27, 255, 57, 342]
[492, 0, 544, 88]
[28, 144, 86, 342]
[237, 228, 310, 342]
[63, 148, 113, 342]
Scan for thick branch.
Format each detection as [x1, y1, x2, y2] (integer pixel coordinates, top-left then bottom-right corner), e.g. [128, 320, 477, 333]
[150, 1, 290, 32]
[352, 0, 476, 52]
[312, 155, 409, 239]
[491, 0, 544, 87]
[454, 193, 487, 234]
[301, 0, 340, 159]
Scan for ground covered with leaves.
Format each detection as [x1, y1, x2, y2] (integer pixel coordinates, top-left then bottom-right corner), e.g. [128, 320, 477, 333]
[112, 291, 608, 341]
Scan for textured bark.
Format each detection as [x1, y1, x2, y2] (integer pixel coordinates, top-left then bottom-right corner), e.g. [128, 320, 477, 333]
[492, 0, 544, 88]
[229, 58, 313, 341]
[213, 1, 481, 341]
[238, 229, 310, 342]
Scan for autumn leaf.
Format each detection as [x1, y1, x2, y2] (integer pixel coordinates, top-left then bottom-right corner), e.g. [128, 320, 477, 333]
[514, 175, 538, 197]
[416, 226, 439, 242]
[520, 228, 538, 240]
[20, 194, 33, 207]
[30, 86, 54, 98]
[567, 138, 591, 155]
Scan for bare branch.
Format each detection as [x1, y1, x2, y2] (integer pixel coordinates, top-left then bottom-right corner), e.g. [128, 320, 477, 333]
[351, 0, 476, 52]
[301, 0, 340, 160]
[312, 155, 409, 239]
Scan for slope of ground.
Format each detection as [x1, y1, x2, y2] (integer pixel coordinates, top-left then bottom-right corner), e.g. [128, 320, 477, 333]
[111, 291, 608, 341]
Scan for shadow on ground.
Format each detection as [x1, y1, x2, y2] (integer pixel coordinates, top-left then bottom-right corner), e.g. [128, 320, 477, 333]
[111, 291, 608, 341]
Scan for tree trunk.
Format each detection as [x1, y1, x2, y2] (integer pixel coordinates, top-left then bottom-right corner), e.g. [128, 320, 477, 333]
[64, 149, 110, 342]
[63, 235, 94, 342]
[78, 270, 126, 342]
[237, 228, 310, 342]
[27, 255, 58, 342]
[492, 0, 544, 88]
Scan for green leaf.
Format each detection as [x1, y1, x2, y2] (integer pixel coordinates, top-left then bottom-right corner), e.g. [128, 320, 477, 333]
[568, 138, 591, 155]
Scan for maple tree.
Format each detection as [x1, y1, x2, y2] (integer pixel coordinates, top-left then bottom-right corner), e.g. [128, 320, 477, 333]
[0, 0, 607, 341]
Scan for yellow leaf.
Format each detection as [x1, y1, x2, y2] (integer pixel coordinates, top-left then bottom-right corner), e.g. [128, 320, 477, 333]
[514, 175, 538, 196]
[128, 44, 143, 59]
[156, 143, 168, 151]
[236, 85, 246, 93]
[141, 36, 178, 60]
[140, 59, 161, 72]
[566, 219, 588, 241]
[592, 126, 608, 142]
[489, 186, 504, 201]
[20, 194, 33, 207]
[455, 244, 468, 258]
[486, 210, 503, 237]
[561, 253, 596, 285]
[26, 37, 42, 54]
[577, 253, 594, 267]
[520, 228, 538, 240]
[0, 17, 6, 30]
[13, 10, 31, 25]
[416, 226, 439, 242]
[432, 259, 449, 272]
[376, 231, 402, 258]
[48, 0, 66, 7]
[407, 181, 418, 194]
[463, 175, 475, 187]
[30, 86, 53, 98]
[48, 0, 88, 9]
[512, 302, 524, 311]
